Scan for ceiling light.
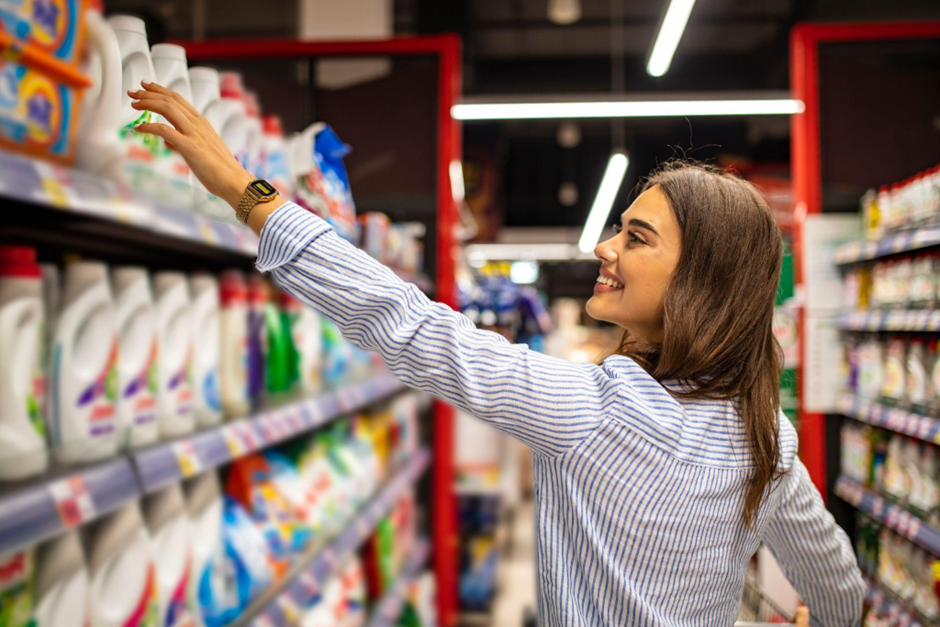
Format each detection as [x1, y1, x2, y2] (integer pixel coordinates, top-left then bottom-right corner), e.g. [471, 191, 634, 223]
[510, 261, 540, 284]
[647, 0, 697, 77]
[579, 152, 628, 254]
[452, 98, 804, 121]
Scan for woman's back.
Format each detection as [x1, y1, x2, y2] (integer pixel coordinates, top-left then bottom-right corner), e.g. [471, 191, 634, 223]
[530, 355, 859, 627]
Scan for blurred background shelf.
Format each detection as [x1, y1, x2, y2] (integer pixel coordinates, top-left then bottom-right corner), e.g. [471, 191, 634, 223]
[837, 394, 940, 445]
[834, 228, 940, 266]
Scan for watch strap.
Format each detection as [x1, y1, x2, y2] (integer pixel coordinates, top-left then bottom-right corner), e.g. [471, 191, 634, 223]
[236, 181, 277, 225]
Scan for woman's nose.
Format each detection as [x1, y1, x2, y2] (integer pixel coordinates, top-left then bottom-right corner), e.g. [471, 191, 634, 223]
[594, 239, 615, 263]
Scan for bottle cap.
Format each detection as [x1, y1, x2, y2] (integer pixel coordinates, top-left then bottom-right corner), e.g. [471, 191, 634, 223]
[0, 246, 41, 279]
[263, 115, 283, 136]
[219, 72, 244, 99]
[108, 15, 147, 36]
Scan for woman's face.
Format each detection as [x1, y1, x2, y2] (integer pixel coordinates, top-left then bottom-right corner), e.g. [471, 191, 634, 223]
[585, 185, 682, 343]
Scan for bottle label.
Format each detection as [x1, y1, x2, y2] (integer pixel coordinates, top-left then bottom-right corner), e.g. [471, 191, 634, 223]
[203, 370, 221, 413]
[29, 322, 46, 440]
[76, 340, 118, 438]
[123, 564, 160, 627]
[164, 560, 195, 627]
[0, 550, 33, 627]
[125, 340, 158, 427]
[169, 348, 193, 416]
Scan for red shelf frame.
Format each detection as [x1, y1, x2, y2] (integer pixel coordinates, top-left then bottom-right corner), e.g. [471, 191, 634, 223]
[177, 35, 463, 626]
[790, 22, 940, 496]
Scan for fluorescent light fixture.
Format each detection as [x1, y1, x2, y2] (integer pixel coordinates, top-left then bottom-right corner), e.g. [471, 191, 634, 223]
[647, 0, 696, 77]
[453, 98, 804, 121]
[510, 261, 540, 284]
[449, 160, 465, 202]
[464, 243, 595, 262]
[579, 152, 629, 254]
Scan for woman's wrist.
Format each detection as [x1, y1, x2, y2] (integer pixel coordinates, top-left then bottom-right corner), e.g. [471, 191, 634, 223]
[220, 168, 258, 210]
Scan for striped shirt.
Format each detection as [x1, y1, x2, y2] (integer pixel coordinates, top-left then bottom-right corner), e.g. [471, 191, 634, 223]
[256, 201, 865, 627]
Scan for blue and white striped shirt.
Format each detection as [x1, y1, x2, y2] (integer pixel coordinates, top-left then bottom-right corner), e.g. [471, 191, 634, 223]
[256, 202, 865, 627]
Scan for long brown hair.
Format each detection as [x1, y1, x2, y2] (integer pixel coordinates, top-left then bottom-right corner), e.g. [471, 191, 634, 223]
[612, 160, 785, 527]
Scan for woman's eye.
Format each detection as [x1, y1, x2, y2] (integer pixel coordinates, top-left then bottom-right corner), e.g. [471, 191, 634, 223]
[612, 223, 623, 234]
[628, 231, 645, 245]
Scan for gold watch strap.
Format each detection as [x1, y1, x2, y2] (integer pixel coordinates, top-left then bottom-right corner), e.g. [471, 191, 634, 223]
[235, 181, 278, 225]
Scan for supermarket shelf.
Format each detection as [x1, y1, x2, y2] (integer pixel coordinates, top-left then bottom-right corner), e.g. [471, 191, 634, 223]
[133, 372, 406, 493]
[0, 457, 140, 557]
[0, 151, 259, 264]
[834, 476, 940, 556]
[246, 448, 432, 627]
[834, 309, 940, 332]
[837, 394, 940, 445]
[834, 228, 940, 266]
[366, 538, 431, 627]
[865, 577, 931, 627]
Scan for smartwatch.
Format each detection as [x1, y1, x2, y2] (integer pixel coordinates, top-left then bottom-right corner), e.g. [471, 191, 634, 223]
[236, 179, 279, 225]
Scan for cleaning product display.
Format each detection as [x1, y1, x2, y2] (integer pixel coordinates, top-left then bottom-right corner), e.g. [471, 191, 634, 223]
[150, 43, 195, 206]
[190, 273, 223, 428]
[153, 271, 196, 438]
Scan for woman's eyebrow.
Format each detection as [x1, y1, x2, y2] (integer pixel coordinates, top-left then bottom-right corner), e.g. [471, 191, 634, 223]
[628, 218, 659, 236]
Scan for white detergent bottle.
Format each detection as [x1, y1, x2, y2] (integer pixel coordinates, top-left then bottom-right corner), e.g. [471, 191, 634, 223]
[188, 68, 232, 223]
[189, 274, 222, 428]
[0, 548, 35, 625]
[143, 483, 194, 627]
[87, 501, 160, 627]
[112, 268, 159, 448]
[242, 91, 264, 179]
[107, 15, 159, 194]
[150, 44, 194, 208]
[153, 273, 195, 438]
[32, 530, 90, 627]
[281, 292, 322, 393]
[74, 0, 124, 181]
[261, 115, 294, 198]
[50, 262, 119, 465]
[219, 271, 249, 419]
[0, 246, 48, 480]
[218, 74, 252, 181]
[183, 472, 223, 627]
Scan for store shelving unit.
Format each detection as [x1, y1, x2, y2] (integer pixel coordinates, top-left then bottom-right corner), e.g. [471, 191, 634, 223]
[243, 450, 431, 627]
[835, 309, 940, 332]
[865, 578, 932, 627]
[837, 395, 940, 445]
[833, 477, 940, 556]
[366, 539, 432, 627]
[834, 228, 940, 266]
[0, 373, 406, 558]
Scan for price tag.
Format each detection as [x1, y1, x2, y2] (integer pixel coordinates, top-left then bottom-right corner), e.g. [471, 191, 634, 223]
[196, 216, 219, 245]
[173, 440, 202, 478]
[866, 312, 882, 332]
[277, 593, 301, 623]
[223, 425, 247, 458]
[893, 232, 912, 253]
[49, 475, 97, 528]
[300, 570, 319, 596]
[287, 411, 304, 433]
[930, 310, 940, 331]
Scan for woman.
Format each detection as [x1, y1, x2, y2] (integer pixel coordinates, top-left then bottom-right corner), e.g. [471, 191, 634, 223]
[130, 82, 864, 626]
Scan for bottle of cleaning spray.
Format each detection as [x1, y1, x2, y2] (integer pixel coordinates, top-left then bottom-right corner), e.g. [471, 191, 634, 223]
[190, 274, 222, 428]
[153, 273, 195, 438]
[49, 262, 119, 465]
[150, 44, 194, 207]
[0, 246, 48, 480]
[143, 483, 194, 627]
[112, 267, 159, 448]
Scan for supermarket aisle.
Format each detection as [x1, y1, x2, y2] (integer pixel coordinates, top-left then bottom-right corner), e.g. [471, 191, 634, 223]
[492, 498, 538, 626]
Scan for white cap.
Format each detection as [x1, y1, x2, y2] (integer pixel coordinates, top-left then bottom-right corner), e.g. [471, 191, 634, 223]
[151, 43, 187, 63]
[107, 15, 147, 36]
[189, 67, 220, 86]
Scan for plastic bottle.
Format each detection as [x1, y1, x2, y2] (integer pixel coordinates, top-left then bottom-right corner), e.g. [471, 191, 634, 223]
[246, 276, 267, 411]
[150, 44, 194, 207]
[112, 268, 159, 448]
[264, 291, 297, 395]
[243, 92, 264, 179]
[261, 115, 294, 198]
[183, 472, 223, 627]
[188, 68, 232, 223]
[107, 16, 160, 193]
[219, 271, 249, 419]
[40, 265, 59, 363]
[281, 292, 322, 393]
[0, 246, 48, 480]
[32, 530, 90, 627]
[218, 73, 253, 176]
[49, 262, 119, 465]
[190, 274, 223, 428]
[143, 483, 194, 627]
[75, 1, 125, 181]
[0, 548, 35, 626]
[153, 273, 195, 438]
[87, 501, 160, 627]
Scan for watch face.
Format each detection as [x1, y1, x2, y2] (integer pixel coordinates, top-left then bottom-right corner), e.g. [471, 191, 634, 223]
[250, 179, 276, 197]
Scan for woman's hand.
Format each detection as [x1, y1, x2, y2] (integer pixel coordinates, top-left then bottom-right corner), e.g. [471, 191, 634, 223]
[129, 81, 255, 209]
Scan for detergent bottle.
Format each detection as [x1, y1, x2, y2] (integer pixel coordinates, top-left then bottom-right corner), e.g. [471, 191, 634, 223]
[0, 246, 48, 480]
[112, 267, 159, 448]
[49, 261, 119, 465]
[32, 530, 90, 627]
[281, 292, 322, 393]
[153, 273, 195, 437]
[143, 483, 194, 627]
[217, 73, 252, 181]
[242, 91, 264, 179]
[86, 501, 160, 627]
[261, 115, 294, 198]
[151, 44, 194, 207]
[183, 472, 224, 627]
[188, 67, 234, 223]
[246, 275, 267, 410]
[189, 274, 222, 428]
[219, 271, 249, 419]
[0, 548, 35, 626]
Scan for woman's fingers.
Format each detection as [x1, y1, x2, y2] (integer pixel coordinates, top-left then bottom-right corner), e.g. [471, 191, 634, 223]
[131, 98, 191, 132]
[134, 122, 186, 150]
[140, 81, 202, 118]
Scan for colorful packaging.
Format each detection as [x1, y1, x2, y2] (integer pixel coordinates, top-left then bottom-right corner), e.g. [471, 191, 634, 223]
[281, 292, 322, 394]
[218, 497, 273, 618]
[0, 549, 33, 627]
[292, 123, 357, 242]
[189, 274, 222, 428]
[0, 0, 84, 64]
[260, 115, 293, 198]
[264, 290, 298, 395]
[881, 337, 907, 406]
[907, 338, 930, 413]
[359, 213, 390, 263]
[321, 319, 351, 388]
[153, 272, 194, 438]
[246, 276, 266, 411]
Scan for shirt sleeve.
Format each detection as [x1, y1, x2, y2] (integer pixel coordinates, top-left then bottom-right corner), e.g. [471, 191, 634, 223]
[759, 457, 865, 627]
[255, 201, 618, 457]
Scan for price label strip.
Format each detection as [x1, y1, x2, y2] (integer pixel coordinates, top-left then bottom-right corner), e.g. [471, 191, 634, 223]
[173, 440, 203, 478]
[49, 475, 97, 528]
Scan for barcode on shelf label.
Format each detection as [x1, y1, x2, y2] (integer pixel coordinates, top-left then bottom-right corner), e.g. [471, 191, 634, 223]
[173, 440, 202, 478]
[49, 475, 96, 528]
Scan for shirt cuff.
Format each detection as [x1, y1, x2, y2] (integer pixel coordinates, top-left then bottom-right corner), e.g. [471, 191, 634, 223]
[255, 201, 333, 273]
